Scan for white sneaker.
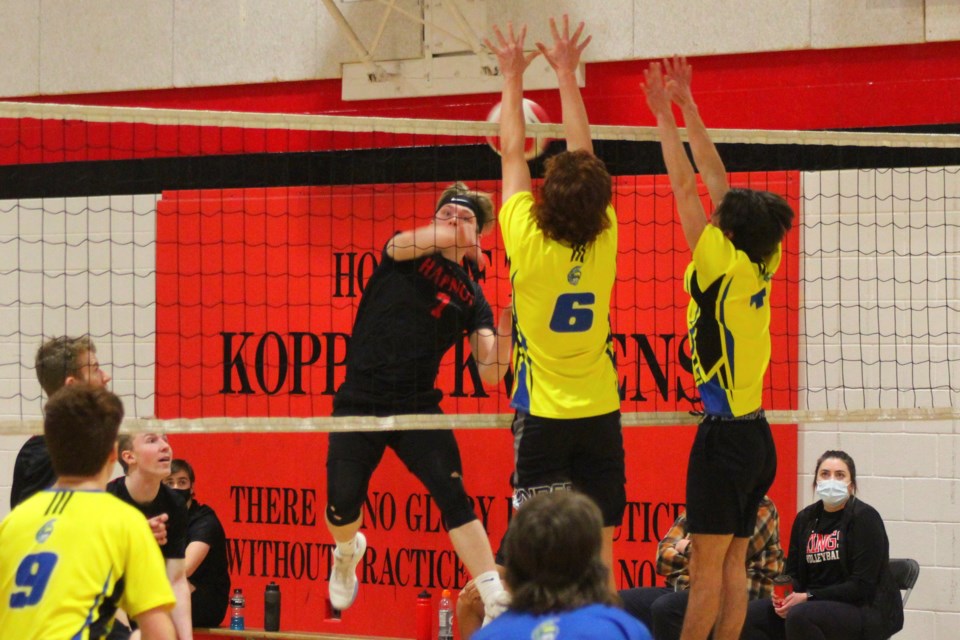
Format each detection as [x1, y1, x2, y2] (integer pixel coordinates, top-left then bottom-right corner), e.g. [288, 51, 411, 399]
[482, 589, 511, 626]
[328, 532, 367, 611]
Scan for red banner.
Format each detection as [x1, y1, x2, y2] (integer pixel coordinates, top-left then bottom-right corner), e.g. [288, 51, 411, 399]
[157, 174, 799, 636]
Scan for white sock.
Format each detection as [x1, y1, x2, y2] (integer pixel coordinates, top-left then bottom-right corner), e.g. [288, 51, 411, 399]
[335, 537, 357, 558]
[475, 570, 505, 607]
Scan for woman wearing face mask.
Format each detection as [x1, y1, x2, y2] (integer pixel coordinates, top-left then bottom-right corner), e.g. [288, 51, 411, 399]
[740, 450, 904, 640]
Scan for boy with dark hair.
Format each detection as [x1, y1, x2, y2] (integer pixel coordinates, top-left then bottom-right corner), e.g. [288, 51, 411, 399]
[165, 458, 231, 627]
[642, 56, 793, 640]
[0, 384, 175, 639]
[109, 433, 193, 640]
[11, 335, 111, 507]
[324, 180, 512, 621]
[485, 15, 626, 585]
[473, 491, 650, 639]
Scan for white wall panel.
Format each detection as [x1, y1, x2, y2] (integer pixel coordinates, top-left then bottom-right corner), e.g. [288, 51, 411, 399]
[925, 0, 960, 42]
[811, 0, 924, 49]
[39, 0, 174, 94]
[632, 0, 810, 58]
[174, 0, 320, 88]
[0, 0, 41, 96]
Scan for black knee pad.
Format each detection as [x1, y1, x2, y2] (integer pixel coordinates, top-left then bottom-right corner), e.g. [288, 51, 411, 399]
[326, 459, 371, 525]
[409, 454, 476, 530]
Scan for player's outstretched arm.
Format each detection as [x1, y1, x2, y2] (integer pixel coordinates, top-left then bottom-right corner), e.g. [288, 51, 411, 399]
[642, 61, 707, 252]
[664, 56, 729, 206]
[484, 23, 539, 200]
[536, 15, 592, 154]
[470, 304, 513, 385]
[135, 606, 176, 640]
[387, 222, 486, 269]
[165, 558, 194, 640]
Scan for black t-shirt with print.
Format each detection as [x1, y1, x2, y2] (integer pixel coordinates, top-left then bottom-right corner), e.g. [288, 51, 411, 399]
[803, 508, 845, 590]
[334, 244, 494, 413]
[107, 477, 188, 559]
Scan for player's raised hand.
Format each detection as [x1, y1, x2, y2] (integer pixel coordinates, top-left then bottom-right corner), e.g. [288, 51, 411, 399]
[664, 55, 695, 111]
[642, 61, 672, 119]
[484, 23, 540, 78]
[536, 15, 591, 75]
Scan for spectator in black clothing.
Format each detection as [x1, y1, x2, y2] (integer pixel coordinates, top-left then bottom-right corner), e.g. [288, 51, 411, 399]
[741, 450, 904, 640]
[109, 433, 194, 640]
[165, 458, 231, 628]
[11, 335, 111, 508]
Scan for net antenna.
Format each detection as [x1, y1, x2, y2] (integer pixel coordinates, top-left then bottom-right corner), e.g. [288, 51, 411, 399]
[321, 0, 580, 100]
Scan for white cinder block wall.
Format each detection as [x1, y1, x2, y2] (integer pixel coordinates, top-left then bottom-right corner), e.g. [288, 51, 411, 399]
[0, 1, 958, 637]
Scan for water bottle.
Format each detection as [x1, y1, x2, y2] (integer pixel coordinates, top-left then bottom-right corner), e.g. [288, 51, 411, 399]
[264, 582, 281, 632]
[229, 587, 245, 630]
[416, 590, 432, 640]
[438, 589, 453, 640]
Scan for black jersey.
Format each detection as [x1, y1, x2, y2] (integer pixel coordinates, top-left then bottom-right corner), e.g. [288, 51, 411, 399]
[187, 502, 230, 594]
[10, 435, 56, 508]
[334, 244, 494, 413]
[107, 477, 189, 559]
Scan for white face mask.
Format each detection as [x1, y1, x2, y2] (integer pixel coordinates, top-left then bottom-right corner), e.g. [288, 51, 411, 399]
[816, 479, 850, 507]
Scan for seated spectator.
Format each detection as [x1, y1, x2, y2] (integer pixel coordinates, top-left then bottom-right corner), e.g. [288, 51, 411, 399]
[472, 491, 651, 640]
[619, 496, 783, 640]
[0, 384, 175, 639]
[109, 433, 193, 639]
[741, 451, 904, 640]
[164, 458, 231, 627]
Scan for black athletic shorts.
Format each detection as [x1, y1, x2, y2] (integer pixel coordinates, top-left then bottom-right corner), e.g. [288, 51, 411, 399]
[511, 410, 626, 527]
[685, 411, 776, 537]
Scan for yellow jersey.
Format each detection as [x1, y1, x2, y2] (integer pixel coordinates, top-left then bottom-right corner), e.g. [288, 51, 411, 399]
[499, 191, 620, 419]
[0, 489, 175, 639]
[684, 224, 782, 417]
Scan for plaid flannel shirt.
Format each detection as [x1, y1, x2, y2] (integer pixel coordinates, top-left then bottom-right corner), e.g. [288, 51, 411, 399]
[655, 496, 784, 599]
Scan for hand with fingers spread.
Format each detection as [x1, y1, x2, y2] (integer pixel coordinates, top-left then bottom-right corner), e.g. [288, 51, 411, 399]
[641, 61, 673, 122]
[663, 55, 696, 112]
[483, 23, 540, 79]
[536, 15, 591, 76]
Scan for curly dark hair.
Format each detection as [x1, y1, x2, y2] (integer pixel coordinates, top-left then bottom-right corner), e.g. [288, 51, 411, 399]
[712, 188, 794, 265]
[533, 150, 612, 246]
[504, 491, 619, 615]
[44, 384, 124, 477]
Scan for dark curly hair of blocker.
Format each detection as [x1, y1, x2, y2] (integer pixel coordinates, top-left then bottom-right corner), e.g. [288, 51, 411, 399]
[712, 188, 794, 265]
[503, 491, 619, 615]
[533, 150, 612, 247]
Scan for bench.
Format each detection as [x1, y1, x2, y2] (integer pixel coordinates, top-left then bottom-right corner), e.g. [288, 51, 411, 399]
[195, 629, 412, 640]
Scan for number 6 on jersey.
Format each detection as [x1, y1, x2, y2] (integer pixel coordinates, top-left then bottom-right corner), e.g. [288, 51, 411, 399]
[549, 293, 595, 333]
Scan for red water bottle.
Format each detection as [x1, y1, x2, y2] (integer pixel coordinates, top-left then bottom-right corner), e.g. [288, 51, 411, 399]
[773, 574, 792, 606]
[416, 590, 432, 640]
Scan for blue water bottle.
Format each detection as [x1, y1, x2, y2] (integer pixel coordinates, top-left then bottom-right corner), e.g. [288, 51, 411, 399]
[229, 587, 245, 630]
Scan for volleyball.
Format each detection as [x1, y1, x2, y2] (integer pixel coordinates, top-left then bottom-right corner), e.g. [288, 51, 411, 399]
[486, 98, 551, 160]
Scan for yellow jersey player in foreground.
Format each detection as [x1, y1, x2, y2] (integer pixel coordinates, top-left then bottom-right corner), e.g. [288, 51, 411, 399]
[485, 15, 625, 588]
[0, 384, 175, 640]
[643, 57, 793, 640]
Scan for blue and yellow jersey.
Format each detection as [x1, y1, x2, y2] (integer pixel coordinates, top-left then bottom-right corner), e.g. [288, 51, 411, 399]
[0, 489, 175, 639]
[684, 224, 782, 417]
[499, 191, 620, 419]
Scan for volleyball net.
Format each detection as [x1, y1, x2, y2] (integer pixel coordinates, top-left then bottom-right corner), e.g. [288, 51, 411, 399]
[1, 101, 958, 434]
